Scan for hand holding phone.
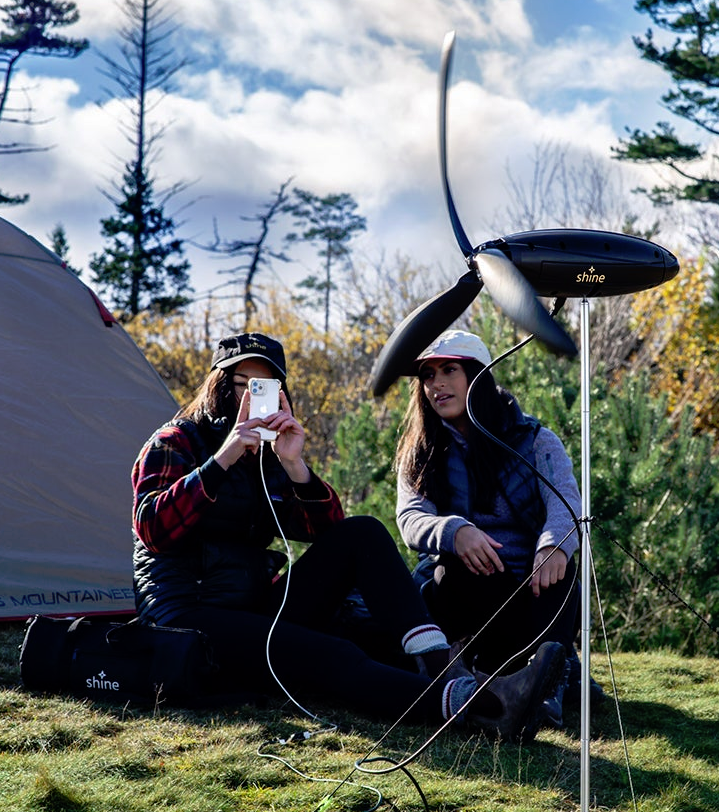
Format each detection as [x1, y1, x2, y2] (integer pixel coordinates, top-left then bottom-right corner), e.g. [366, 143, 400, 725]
[248, 378, 281, 441]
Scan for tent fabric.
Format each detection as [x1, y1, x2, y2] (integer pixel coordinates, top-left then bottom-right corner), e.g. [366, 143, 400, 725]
[0, 217, 178, 620]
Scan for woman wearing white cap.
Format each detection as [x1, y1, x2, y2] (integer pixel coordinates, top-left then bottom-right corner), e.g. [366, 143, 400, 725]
[395, 329, 598, 728]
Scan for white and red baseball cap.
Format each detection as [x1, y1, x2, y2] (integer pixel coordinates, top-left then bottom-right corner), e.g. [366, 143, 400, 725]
[409, 329, 492, 374]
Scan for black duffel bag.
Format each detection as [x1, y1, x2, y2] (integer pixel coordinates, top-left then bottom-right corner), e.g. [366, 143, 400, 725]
[19, 615, 218, 706]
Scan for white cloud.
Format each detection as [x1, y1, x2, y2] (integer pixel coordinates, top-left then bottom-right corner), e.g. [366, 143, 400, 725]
[171, 0, 529, 90]
[479, 30, 664, 100]
[3, 0, 675, 303]
[70, 0, 126, 39]
[181, 69, 246, 116]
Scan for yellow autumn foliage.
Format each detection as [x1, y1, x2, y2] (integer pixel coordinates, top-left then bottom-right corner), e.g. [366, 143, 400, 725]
[626, 253, 719, 437]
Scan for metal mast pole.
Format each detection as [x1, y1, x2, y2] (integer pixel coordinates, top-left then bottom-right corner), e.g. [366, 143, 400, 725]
[580, 296, 592, 812]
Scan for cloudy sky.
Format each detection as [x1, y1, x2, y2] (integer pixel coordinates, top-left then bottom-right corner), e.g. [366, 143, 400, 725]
[3, 0, 675, 308]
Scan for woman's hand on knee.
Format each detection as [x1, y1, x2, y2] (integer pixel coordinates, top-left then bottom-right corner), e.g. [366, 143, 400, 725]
[530, 547, 567, 597]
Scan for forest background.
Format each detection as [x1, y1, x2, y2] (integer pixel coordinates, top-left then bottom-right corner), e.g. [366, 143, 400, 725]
[2, 0, 719, 660]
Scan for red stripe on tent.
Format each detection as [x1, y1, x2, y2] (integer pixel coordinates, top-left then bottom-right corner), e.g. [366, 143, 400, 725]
[88, 289, 118, 327]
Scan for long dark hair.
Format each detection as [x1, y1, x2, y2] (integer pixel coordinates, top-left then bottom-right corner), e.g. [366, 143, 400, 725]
[395, 358, 510, 512]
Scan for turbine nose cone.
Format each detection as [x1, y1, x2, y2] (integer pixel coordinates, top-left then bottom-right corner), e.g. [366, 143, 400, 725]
[662, 247, 680, 283]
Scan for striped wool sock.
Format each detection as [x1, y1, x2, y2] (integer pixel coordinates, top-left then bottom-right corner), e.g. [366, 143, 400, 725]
[402, 624, 449, 656]
[442, 676, 479, 721]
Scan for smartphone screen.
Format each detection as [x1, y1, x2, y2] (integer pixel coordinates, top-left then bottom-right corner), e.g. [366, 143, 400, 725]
[248, 378, 281, 440]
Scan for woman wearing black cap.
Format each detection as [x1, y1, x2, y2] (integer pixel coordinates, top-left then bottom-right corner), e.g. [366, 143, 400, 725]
[131, 332, 564, 738]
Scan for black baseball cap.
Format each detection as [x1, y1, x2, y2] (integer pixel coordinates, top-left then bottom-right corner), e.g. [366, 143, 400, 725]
[211, 333, 287, 379]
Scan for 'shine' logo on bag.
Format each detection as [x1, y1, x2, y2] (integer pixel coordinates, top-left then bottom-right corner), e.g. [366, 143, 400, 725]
[86, 670, 120, 691]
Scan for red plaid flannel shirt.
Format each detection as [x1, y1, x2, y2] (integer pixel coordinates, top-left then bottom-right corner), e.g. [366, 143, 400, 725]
[132, 423, 344, 554]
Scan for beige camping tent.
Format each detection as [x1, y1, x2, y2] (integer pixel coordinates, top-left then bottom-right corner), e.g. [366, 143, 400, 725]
[0, 217, 178, 619]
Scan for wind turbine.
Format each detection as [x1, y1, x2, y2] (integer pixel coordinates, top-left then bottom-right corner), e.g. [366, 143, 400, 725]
[371, 32, 679, 812]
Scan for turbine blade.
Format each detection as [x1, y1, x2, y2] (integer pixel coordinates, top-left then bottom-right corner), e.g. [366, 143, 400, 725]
[440, 31, 474, 258]
[477, 250, 578, 356]
[371, 270, 483, 396]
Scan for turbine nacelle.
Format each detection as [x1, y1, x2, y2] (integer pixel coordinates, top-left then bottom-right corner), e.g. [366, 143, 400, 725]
[481, 229, 678, 298]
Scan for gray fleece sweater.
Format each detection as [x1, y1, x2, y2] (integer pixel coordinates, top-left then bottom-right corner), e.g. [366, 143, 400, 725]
[396, 424, 581, 579]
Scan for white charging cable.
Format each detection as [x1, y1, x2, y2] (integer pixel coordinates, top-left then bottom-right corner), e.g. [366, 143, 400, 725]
[257, 441, 336, 730]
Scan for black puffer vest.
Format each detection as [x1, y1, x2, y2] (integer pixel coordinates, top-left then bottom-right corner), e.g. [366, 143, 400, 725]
[443, 392, 545, 530]
[134, 417, 289, 625]
[442, 391, 547, 579]
[492, 393, 546, 534]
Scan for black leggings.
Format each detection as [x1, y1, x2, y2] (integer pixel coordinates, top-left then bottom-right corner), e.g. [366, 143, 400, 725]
[428, 555, 579, 674]
[170, 516, 445, 722]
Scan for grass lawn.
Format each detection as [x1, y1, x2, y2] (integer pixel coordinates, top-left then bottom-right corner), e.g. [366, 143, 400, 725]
[0, 621, 718, 811]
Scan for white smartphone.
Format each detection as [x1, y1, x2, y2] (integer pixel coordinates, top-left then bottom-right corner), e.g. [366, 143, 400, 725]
[248, 378, 281, 441]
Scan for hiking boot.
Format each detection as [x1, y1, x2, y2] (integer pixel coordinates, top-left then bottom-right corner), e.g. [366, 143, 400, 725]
[416, 641, 474, 681]
[467, 641, 566, 742]
[539, 658, 570, 730]
[563, 647, 606, 707]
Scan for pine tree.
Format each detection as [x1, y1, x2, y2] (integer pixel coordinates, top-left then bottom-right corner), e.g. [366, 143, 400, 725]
[49, 222, 81, 276]
[614, 1, 719, 207]
[328, 400, 403, 542]
[0, 0, 88, 205]
[89, 0, 191, 318]
[284, 188, 366, 336]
